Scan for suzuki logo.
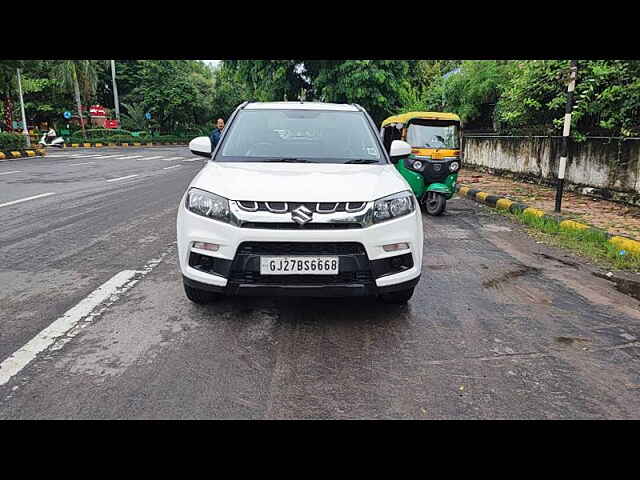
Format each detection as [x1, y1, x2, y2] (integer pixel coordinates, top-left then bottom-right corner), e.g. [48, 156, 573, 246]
[291, 205, 313, 225]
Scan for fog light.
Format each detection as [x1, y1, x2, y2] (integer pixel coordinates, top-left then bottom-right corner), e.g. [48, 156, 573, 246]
[192, 241, 219, 252]
[391, 256, 403, 268]
[383, 242, 409, 252]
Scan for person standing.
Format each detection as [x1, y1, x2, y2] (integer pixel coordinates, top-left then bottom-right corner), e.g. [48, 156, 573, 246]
[210, 118, 225, 149]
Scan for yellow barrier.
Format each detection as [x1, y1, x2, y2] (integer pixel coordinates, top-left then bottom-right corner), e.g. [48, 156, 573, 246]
[559, 220, 589, 231]
[476, 192, 489, 202]
[496, 198, 513, 210]
[609, 236, 640, 255]
[523, 207, 545, 218]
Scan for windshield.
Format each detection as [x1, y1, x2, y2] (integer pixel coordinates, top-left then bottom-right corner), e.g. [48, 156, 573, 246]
[217, 109, 384, 163]
[406, 120, 460, 149]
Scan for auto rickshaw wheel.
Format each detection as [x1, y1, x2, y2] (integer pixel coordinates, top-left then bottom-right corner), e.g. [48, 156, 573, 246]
[423, 191, 446, 216]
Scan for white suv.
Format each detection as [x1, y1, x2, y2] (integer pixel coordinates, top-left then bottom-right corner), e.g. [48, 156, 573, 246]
[177, 101, 423, 303]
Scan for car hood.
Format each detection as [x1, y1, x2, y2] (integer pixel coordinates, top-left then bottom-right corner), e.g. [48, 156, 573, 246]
[189, 162, 411, 202]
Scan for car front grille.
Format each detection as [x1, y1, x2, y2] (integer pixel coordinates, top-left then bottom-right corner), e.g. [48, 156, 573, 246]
[228, 271, 373, 285]
[237, 201, 366, 213]
[236, 241, 366, 256]
[239, 222, 362, 230]
[229, 241, 373, 286]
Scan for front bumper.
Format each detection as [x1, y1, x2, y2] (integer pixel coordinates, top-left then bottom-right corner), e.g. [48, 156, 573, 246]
[177, 198, 423, 297]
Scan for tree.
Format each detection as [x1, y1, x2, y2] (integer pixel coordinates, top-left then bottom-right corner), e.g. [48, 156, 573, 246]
[51, 60, 102, 138]
[304, 60, 412, 125]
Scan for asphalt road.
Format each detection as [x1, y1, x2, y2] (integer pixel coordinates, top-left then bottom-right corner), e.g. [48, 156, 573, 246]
[1, 149, 640, 419]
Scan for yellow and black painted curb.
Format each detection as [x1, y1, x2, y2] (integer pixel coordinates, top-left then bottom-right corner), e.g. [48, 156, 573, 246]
[61, 142, 187, 148]
[456, 184, 640, 255]
[0, 149, 46, 160]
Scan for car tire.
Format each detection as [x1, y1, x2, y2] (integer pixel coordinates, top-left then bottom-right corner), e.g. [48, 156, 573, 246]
[183, 282, 223, 304]
[379, 287, 414, 304]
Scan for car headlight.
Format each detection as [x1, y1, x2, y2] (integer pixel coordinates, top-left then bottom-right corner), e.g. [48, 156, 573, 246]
[449, 161, 460, 172]
[373, 191, 415, 223]
[186, 188, 230, 223]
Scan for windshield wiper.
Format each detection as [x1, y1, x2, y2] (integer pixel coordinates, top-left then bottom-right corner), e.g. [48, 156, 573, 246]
[343, 159, 379, 164]
[263, 157, 311, 163]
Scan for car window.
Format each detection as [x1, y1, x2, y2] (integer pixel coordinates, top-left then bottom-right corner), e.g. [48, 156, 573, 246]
[217, 109, 384, 163]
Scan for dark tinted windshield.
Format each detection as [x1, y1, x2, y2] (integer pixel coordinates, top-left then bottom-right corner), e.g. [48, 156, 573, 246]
[216, 109, 384, 163]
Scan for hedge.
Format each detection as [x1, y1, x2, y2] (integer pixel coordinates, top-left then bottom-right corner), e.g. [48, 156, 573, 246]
[65, 136, 190, 145]
[0, 132, 26, 151]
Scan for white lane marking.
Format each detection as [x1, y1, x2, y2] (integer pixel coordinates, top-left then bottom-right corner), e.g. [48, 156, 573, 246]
[114, 155, 143, 160]
[163, 165, 181, 170]
[0, 192, 55, 209]
[68, 162, 95, 166]
[106, 174, 139, 183]
[0, 247, 173, 387]
[162, 157, 186, 161]
[139, 156, 164, 160]
[0, 170, 22, 176]
[182, 158, 199, 162]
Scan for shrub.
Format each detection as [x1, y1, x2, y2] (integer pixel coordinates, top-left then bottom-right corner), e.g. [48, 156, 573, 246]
[0, 132, 26, 151]
[69, 128, 136, 141]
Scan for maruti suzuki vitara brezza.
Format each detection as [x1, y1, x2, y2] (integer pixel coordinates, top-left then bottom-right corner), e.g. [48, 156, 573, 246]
[177, 101, 423, 304]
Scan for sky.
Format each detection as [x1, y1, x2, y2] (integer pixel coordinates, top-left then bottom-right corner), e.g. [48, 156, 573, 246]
[202, 60, 221, 67]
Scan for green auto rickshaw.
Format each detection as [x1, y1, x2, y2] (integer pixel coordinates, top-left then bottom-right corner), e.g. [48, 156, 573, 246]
[381, 112, 462, 215]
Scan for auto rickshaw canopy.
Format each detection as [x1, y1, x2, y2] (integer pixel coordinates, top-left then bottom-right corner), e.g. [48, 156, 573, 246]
[381, 111, 461, 128]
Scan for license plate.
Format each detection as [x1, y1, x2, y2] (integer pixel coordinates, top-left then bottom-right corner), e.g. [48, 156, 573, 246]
[260, 256, 339, 275]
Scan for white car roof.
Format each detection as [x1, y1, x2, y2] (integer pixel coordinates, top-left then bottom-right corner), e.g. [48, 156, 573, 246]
[244, 102, 359, 112]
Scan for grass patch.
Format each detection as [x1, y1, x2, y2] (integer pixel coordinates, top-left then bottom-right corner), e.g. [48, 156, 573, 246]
[503, 209, 640, 272]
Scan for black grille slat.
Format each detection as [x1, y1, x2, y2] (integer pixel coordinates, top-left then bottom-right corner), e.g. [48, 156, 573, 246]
[240, 222, 362, 230]
[236, 241, 365, 256]
[229, 271, 373, 285]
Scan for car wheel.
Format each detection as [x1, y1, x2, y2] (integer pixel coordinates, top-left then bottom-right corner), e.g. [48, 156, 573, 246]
[379, 287, 415, 304]
[424, 191, 446, 216]
[183, 282, 223, 304]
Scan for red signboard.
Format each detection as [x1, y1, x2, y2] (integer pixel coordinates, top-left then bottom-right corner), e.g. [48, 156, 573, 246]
[104, 119, 120, 129]
[90, 105, 107, 117]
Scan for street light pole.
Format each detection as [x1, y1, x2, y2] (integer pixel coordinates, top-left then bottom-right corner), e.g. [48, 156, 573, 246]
[16, 68, 31, 149]
[110, 60, 120, 125]
[554, 60, 578, 213]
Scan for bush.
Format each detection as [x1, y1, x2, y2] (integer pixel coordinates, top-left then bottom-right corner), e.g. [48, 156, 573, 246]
[64, 134, 189, 145]
[0, 132, 26, 151]
[69, 128, 136, 141]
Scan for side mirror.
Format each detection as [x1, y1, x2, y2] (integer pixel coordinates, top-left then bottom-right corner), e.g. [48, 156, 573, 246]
[189, 136, 212, 158]
[389, 140, 412, 164]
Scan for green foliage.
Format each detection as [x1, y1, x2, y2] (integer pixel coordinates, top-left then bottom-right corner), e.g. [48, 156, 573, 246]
[120, 102, 148, 131]
[304, 60, 412, 125]
[4, 59, 640, 139]
[69, 128, 135, 140]
[0, 132, 26, 150]
[510, 209, 640, 271]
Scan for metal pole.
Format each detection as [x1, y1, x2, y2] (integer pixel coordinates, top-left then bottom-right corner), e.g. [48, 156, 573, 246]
[16, 68, 31, 148]
[554, 60, 577, 213]
[110, 60, 120, 124]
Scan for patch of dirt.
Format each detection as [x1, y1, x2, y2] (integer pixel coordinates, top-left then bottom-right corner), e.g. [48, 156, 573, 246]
[459, 168, 640, 238]
[482, 264, 541, 288]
